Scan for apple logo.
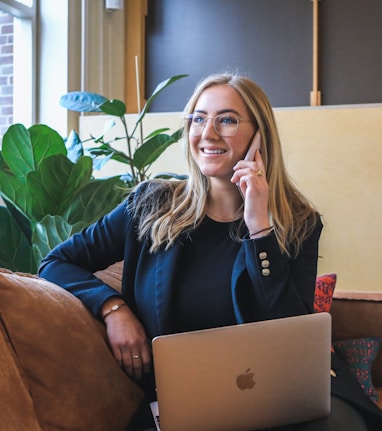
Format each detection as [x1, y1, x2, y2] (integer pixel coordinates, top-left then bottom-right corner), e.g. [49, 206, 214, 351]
[236, 368, 256, 390]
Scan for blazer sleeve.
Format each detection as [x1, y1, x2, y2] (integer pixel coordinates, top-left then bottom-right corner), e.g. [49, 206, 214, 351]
[232, 218, 323, 323]
[38, 201, 136, 317]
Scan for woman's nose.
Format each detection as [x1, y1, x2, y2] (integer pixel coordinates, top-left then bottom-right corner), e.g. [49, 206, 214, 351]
[201, 118, 219, 139]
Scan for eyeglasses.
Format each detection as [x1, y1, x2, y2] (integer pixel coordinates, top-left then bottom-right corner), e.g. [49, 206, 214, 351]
[185, 113, 254, 137]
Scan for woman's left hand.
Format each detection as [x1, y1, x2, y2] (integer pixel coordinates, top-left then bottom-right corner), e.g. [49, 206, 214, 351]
[231, 149, 270, 234]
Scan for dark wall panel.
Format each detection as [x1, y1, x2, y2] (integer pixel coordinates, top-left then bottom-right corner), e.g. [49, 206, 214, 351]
[145, 0, 382, 111]
[146, 0, 312, 111]
[319, 0, 382, 105]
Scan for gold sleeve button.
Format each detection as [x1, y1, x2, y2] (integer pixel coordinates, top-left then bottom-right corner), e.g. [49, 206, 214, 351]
[259, 251, 267, 260]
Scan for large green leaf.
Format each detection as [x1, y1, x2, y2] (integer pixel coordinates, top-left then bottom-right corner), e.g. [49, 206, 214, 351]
[1, 124, 34, 177]
[66, 176, 127, 225]
[99, 99, 126, 117]
[29, 124, 67, 162]
[0, 206, 36, 273]
[27, 155, 93, 221]
[170, 128, 184, 142]
[32, 215, 85, 266]
[0, 169, 30, 216]
[2, 124, 66, 178]
[0, 152, 11, 175]
[133, 128, 183, 170]
[0, 124, 68, 219]
[59, 92, 108, 112]
[2, 198, 33, 243]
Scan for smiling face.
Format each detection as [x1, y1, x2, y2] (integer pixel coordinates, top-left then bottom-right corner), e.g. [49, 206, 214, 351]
[189, 84, 256, 181]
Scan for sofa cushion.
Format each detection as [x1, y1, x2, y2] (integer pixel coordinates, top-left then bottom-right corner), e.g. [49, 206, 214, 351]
[314, 273, 337, 354]
[0, 323, 43, 431]
[333, 337, 382, 403]
[331, 291, 382, 387]
[314, 273, 336, 313]
[95, 261, 124, 292]
[0, 269, 143, 431]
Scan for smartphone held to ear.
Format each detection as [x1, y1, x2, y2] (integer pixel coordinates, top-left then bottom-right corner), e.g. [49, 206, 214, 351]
[244, 130, 261, 161]
[235, 130, 262, 200]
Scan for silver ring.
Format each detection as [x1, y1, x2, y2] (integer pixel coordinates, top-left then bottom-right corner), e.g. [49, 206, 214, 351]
[132, 355, 141, 359]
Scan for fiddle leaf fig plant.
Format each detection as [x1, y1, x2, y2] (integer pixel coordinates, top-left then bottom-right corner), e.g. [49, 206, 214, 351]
[0, 124, 127, 273]
[60, 74, 187, 186]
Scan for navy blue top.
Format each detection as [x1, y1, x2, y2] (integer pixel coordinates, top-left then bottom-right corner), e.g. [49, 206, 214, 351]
[171, 216, 241, 333]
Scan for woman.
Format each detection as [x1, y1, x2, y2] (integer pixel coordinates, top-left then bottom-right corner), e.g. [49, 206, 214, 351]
[39, 73, 381, 430]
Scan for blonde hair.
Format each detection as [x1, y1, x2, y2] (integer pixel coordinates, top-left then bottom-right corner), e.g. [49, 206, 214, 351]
[130, 73, 319, 256]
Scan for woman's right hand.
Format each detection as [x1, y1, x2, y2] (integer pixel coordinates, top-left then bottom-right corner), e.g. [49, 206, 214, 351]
[102, 299, 152, 380]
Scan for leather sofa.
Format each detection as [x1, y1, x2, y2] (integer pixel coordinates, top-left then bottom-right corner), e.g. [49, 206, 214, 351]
[0, 263, 381, 430]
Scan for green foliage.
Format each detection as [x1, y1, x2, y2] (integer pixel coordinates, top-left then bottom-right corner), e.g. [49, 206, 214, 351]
[60, 74, 188, 186]
[0, 124, 127, 273]
[0, 74, 187, 273]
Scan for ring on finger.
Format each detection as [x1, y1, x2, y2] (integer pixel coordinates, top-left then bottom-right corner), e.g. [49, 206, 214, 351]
[132, 355, 141, 359]
[256, 169, 264, 177]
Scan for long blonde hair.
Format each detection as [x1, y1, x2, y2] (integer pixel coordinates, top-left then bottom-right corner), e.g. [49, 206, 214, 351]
[130, 73, 319, 256]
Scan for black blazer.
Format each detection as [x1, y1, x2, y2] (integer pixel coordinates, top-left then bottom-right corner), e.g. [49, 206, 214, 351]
[39, 199, 322, 336]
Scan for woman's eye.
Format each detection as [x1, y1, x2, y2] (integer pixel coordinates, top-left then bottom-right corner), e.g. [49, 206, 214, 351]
[219, 115, 237, 125]
[192, 115, 205, 124]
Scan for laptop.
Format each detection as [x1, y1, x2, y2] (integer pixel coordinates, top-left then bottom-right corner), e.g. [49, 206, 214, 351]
[151, 312, 331, 431]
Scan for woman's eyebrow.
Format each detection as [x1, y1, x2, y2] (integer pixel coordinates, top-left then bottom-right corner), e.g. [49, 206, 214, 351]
[217, 109, 241, 115]
[193, 108, 241, 115]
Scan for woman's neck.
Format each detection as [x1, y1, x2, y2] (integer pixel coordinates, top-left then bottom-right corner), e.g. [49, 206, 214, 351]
[206, 182, 243, 222]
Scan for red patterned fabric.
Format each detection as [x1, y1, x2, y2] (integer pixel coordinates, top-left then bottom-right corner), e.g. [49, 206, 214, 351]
[314, 273, 337, 353]
[314, 273, 337, 313]
[333, 337, 382, 402]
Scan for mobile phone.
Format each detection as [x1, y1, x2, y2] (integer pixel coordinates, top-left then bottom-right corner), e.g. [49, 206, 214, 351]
[236, 130, 262, 200]
[244, 130, 261, 161]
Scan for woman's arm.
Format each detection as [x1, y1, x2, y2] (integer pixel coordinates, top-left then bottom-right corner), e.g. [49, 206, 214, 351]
[232, 218, 323, 322]
[39, 199, 153, 378]
[38, 201, 132, 317]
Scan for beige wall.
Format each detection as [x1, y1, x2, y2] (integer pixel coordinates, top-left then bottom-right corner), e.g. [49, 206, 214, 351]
[276, 105, 382, 292]
[80, 104, 382, 292]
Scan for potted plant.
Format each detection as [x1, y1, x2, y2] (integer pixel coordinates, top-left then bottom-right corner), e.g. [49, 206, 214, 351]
[0, 74, 187, 273]
[60, 74, 187, 186]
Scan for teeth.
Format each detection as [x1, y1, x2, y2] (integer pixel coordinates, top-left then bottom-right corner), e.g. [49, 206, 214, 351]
[203, 148, 225, 154]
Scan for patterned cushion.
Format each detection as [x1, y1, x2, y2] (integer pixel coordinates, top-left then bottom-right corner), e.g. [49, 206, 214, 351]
[314, 273, 337, 313]
[333, 337, 382, 402]
[314, 273, 337, 353]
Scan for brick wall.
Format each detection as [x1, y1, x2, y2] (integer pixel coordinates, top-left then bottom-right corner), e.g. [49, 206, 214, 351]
[0, 11, 13, 139]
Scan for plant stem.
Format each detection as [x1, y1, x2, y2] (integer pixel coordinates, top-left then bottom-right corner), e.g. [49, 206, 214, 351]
[120, 115, 137, 182]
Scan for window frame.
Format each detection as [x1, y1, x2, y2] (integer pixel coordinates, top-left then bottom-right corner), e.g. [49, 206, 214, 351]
[0, 0, 36, 126]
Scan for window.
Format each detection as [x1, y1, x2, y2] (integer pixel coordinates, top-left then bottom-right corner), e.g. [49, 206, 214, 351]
[15, 0, 33, 6]
[0, 0, 35, 138]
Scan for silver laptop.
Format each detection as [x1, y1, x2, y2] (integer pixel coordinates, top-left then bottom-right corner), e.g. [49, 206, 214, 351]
[152, 312, 331, 431]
